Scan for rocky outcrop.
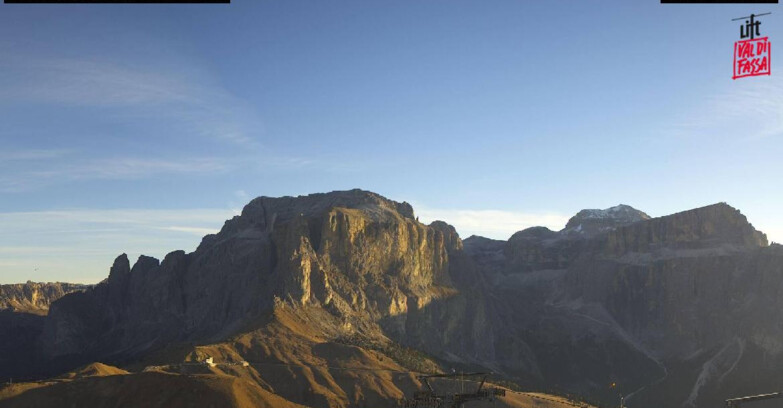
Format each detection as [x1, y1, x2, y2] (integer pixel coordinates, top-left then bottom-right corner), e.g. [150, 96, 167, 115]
[0, 282, 88, 315]
[467, 202, 776, 407]
[411, 202, 778, 407]
[503, 227, 581, 272]
[499, 205, 649, 273]
[596, 202, 767, 255]
[0, 283, 89, 381]
[39, 190, 455, 367]
[563, 204, 650, 236]
[4, 192, 781, 408]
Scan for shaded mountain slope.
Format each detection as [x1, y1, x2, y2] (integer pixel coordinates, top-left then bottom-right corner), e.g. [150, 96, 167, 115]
[38, 190, 455, 369]
[458, 203, 781, 407]
[1, 191, 780, 408]
[1, 303, 594, 408]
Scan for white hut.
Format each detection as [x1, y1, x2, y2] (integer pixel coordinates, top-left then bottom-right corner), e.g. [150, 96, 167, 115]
[204, 356, 216, 367]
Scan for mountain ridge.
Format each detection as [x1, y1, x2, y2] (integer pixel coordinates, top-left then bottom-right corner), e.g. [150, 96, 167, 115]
[0, 190, 778, 408]
[0, 282, 89, 315]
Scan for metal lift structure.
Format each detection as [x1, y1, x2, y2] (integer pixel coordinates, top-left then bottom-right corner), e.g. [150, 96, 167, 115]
[401, 372, 506, 408]
[725, 391, 782, 407]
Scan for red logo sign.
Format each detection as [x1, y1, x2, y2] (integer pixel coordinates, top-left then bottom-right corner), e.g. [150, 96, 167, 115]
[732, 13, 771, 80]
[734, 37, 771, 79]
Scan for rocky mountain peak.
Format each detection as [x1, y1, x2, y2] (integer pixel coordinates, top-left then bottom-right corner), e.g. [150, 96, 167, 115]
[200, 189, 416, 251]
[107, 253, 131, 284]
[38, 189, 459, 364]
[3, 191, 781, 408]
[242, 188, 414, 224]
[563, 204, 650, 236]
[429, 220, 463, 251]
[510, 226, 558, 241]
[602, 202, 768, 253]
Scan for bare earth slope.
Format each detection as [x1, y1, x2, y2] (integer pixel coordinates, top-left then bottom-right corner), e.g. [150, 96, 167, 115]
[0, 305, 593, 408]
[0, 370, 308, 408]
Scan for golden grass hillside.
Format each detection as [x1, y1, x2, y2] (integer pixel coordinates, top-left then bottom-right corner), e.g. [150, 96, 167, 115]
[0, 305, 597, 408]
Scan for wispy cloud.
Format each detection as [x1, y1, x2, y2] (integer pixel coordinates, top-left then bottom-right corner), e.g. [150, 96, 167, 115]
[1, 57, 192, 106]
[415, 206, 570, 240]
[0, 147, 317, 193]
[0, 208, 234, 227]
[0, 55, 263, 148]
[49, 157, 229, 179]
[668, 78, 783, 141]
[0, 155, 233, 192]
[160, 226, 222, 236]
[0, 208, 235, 284]
[0, 54, 324, 192]
[0, 149, 72, 161]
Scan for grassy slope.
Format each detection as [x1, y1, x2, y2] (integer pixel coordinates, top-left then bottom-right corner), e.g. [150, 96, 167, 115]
[0, 305, 596, 408]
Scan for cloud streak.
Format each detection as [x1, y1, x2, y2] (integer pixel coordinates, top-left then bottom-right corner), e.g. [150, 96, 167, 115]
[0, 148, 318, 193]
[669, 77, 783, 141]
[0, 155, 234, 192]
[0, 149, 72, 161]
[161, 226, 223, 236]
[1, 57, 192, 107]
[0, 55, 264, 148]
[0, 208, 235, 284]
[0, 53, 329, 194]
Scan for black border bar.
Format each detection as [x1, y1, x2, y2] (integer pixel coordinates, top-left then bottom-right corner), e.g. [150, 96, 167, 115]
[4, 0, 229, 3]
[662, 0, 777, 3]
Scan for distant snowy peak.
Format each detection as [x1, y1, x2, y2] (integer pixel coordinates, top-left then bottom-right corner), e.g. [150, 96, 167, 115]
[563, 204, 650, 236]
[572, 204, 646, 220]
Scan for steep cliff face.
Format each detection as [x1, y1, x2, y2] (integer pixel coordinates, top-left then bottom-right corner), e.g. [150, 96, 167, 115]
[500, 205, 651, 273]
[556, 205, 778, 408]
[503, 228, 582, 272]
[0, 283, 88, 382]
[6, 193, 782, 408]
[438, 202, 780, 407]
[567, 203, 771, 354]
[40, 190, 455, 366]
[499, 203, 778, 407]
[596, 203, 767, 255]
[0, 282, 88, 315]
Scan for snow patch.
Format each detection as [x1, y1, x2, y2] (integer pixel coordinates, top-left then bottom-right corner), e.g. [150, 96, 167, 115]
[579, 205, 635, 220]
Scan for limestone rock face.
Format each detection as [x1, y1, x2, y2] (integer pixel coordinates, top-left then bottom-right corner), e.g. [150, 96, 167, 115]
[6, 192, 782, 408]
[0, 282, 88, 381]
[39, 189, 453, 366]
[429, 221, 463, 252]
[504, 227, 581, 272]
[409, 202, 779, 408]
[596, 202, 767, 255]
[0, 282, 88, 315]
[467, 202, 777, 407]
[500, 205, 650, 273]
[563, 204, 650, 236]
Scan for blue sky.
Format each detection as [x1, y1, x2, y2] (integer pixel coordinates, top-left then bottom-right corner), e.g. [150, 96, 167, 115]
[1, 1, 782, 283]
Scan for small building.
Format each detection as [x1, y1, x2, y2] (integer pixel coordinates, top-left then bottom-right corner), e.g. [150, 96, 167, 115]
[204, 356, 216, 368]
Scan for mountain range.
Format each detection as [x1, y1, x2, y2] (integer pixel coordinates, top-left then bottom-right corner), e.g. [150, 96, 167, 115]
[1, 189, 781, 408]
